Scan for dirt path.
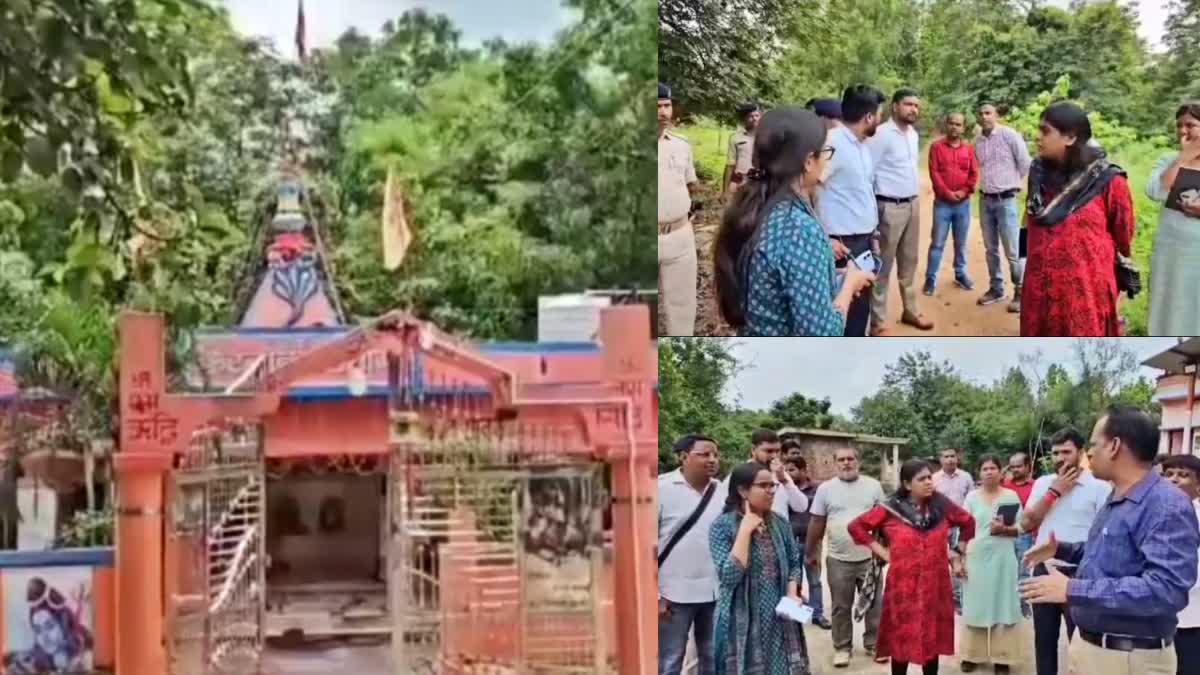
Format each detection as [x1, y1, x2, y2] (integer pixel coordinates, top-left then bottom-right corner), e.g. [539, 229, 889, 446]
[692, 173, 1021, 337]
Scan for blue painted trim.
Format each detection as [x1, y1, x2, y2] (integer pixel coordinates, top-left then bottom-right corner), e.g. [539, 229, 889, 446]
[0, 547, 114, 568]
[193, 328, 599, 353]
[481, 341, 597, 354]
[285, 385, 491, 401]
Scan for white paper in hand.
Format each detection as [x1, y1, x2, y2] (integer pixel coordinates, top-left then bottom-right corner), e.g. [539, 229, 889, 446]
[774, 596, 813, 623]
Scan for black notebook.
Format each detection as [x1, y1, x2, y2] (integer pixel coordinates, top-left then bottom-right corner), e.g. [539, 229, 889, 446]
[997, 503, 1019, 526]
[1165, 166, 1200, 214]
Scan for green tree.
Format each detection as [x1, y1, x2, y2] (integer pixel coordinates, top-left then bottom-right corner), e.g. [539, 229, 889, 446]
[658, 0, 808, 116]
[657, 338, 739, 470]
[768, 393, 835, 430]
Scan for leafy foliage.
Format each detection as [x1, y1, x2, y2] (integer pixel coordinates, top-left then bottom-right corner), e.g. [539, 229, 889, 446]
[0, 1, 653, 455]
[660, 338, 1161, 478]
[852, 340, 1159, 473]
[661, 0, 1170, 137]
[658, 338, 843, 473]
[322, 0, 655, 336]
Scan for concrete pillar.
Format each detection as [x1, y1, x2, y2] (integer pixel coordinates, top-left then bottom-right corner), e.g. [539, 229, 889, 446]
[114, 452, 170, 675]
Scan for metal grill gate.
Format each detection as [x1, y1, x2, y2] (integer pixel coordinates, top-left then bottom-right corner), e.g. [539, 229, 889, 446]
[168, 422, 266, 675]
[389, 413, 612, 674]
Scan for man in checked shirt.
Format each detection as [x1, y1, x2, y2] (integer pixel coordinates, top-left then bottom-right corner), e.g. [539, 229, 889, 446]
[1021, 405, 1199, 675]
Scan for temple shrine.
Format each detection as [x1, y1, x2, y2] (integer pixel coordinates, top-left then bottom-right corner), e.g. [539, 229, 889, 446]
[105, 164, 657, 674]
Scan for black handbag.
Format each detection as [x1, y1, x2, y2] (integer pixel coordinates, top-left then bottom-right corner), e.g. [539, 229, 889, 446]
[1115, 253, 1141, 299]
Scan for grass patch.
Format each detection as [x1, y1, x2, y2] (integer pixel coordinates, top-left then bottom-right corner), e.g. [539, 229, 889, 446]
[678, 116, 734, 183]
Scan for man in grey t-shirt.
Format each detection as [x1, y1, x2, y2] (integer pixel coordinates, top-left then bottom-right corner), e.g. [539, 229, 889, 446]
[805, 447, 886, 668]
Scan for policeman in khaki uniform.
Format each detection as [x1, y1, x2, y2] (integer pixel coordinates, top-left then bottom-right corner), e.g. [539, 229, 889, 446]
[722, 101, 760, 198]
[657, 82, 698, 336]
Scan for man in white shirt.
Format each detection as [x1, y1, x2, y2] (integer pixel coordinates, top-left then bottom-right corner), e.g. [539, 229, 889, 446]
[657, 434, 723, 675]
[866, 88, 933, 335]
[722, 429, 808, 520]
[804, 446, 886, 668]
[1019, 427, 1113, 675]
[1161, 453, 1200, 675]
[932, 447, 974, 613]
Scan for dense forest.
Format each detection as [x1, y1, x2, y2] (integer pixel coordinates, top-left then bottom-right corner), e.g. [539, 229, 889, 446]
[658, 338, 1160, 476]
[0, 0, 653, 453]
[660, 0, 1196, 135]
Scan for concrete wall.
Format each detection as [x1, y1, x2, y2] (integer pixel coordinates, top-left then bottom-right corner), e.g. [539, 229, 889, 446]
[790, 436, 900, 490]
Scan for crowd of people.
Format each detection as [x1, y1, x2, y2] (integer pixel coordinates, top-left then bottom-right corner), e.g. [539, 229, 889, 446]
[657, 406, 1200, 675]
[656, 82, 1200, 336]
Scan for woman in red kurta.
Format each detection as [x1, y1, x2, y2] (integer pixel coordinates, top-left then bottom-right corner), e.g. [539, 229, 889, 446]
[848, 459, 975, 675]
[1021, 102, 1135, 336]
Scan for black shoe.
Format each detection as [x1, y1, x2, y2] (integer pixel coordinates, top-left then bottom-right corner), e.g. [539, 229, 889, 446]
[995, 665, 1011, 674]
[813, 616, 832, 630]
[955, 276, 975, 291]
[977, 288, 1004, 305]
[923, 282, 935, 296]
[960, 661, 977, 672]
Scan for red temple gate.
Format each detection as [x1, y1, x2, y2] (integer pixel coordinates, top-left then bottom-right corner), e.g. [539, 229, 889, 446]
[115, 307, 655, 675]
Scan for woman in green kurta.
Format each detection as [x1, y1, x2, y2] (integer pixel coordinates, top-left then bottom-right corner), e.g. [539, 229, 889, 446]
[1146, 103, 1200, 335]
[709, 462, 811, 675]
[959, 456, 1025, 674]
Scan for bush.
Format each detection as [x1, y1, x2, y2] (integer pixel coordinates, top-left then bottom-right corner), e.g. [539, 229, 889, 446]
[57, 507, 114, 548]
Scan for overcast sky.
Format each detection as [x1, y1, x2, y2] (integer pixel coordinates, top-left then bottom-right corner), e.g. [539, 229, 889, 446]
[723, 338, 1181, 416]
[1047, 0, 1165, 49]
[221, 0, 577, 58]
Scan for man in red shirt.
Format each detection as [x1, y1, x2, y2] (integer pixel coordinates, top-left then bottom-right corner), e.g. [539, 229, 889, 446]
[925, 112, 979, 295]
[1001, 451, 1036, 618]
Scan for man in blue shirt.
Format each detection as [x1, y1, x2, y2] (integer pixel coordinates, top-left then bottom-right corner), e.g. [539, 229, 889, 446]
[1022, 405, 1199, 675]
[866, 88, 934, 335]
[815, 85, 886, 337]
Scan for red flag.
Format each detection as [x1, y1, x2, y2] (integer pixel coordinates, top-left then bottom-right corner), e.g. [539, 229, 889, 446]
[294, 0, 307, 62]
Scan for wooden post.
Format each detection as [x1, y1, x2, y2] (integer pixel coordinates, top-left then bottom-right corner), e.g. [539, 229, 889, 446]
[1187, 367, 1197, 456]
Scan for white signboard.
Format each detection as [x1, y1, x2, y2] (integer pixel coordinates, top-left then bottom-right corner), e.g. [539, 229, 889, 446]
[537, 294, 610, 343]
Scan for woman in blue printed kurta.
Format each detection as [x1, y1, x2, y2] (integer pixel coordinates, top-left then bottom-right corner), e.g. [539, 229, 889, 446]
[741, 198, 846, 335]
[710, 462, 811, 675]
[715, 107, 875, 335]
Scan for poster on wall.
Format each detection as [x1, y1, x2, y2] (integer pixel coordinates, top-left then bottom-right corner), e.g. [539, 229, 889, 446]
[2, 567, 94, 674]
[520, 471, 603, 613]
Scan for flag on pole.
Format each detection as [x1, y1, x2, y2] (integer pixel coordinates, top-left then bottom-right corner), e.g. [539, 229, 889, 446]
[381, 166, 413, 270]
[294, 0, 307, 63]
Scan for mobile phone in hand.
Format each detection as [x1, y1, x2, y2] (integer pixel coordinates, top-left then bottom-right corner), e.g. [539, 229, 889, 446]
[850, 249, 880, 275]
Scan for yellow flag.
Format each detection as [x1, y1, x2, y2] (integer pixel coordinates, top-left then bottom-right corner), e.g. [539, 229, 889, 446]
[381, 166, 413, 270]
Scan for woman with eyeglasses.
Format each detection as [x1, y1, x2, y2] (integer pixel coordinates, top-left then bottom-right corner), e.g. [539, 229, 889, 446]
[847, 459, 975, 675]
[710, 462, 812, 675]
[714, 107, 876, 336]
[1021, 101, 1135, 336]
[1146, 102, 1200, 335]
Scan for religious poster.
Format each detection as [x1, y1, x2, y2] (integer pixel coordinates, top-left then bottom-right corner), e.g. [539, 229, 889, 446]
[520, 471, 602, 613]
[2, 567, 94, 674]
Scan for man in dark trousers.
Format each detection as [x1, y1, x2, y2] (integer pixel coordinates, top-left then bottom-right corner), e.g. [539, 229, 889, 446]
[783, 444, 832, 630]
[1161, 453, 1200, 675]
[1022, 406, 1199, 675]
[814, 85, 886, 337]
[657, 434, 723, 675]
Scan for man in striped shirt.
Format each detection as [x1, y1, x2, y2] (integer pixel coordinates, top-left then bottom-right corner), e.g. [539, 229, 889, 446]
[974, 104, 1031, 312]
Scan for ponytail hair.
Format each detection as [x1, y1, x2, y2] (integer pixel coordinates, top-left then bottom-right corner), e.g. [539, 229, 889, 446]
[713, 107, 828, 327]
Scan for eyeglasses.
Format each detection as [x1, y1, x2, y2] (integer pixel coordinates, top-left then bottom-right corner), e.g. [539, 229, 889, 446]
[816, 146, 836, 160]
